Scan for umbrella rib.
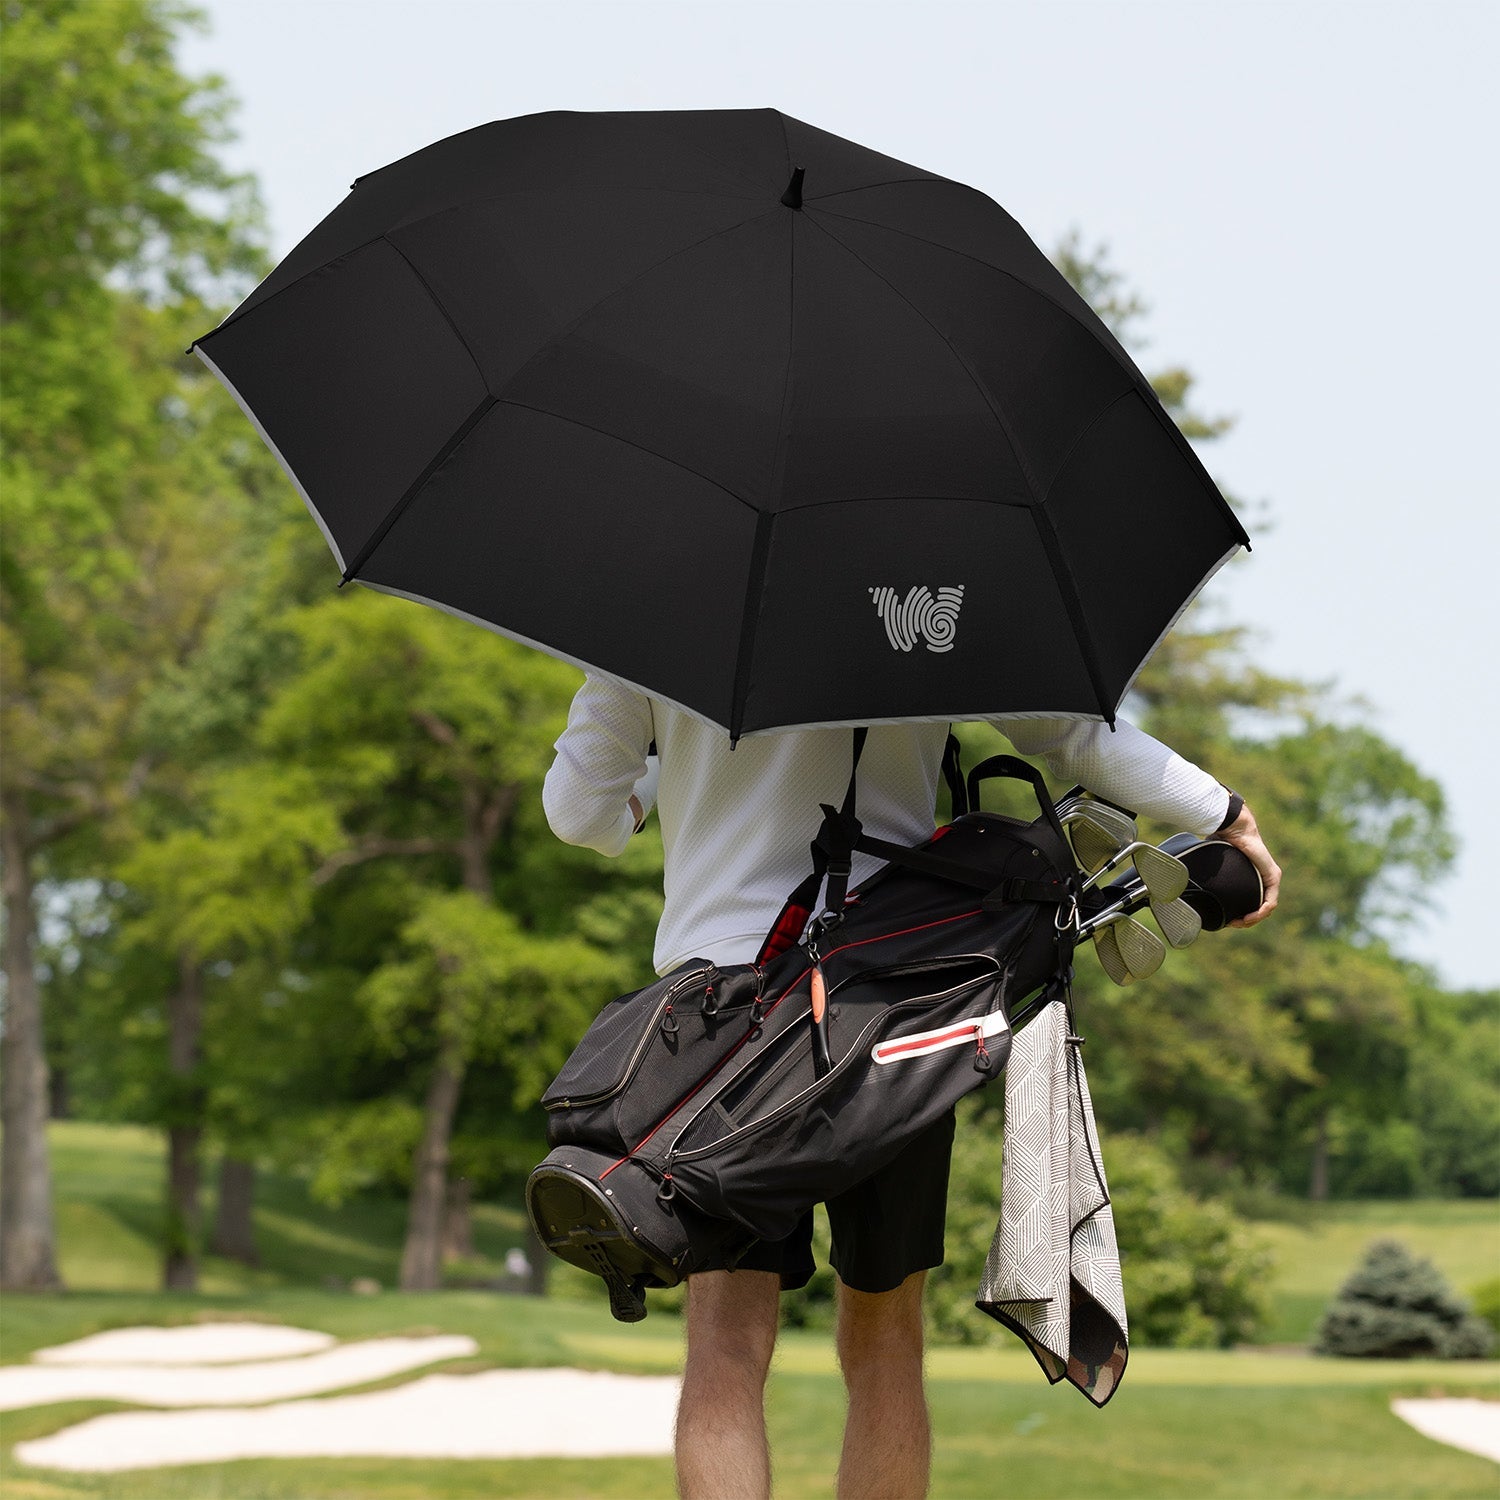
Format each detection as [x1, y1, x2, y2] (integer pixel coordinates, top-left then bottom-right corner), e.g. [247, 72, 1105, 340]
[338, 396, 498, 585]
[495, 397, 759, 513]
[488, 205, 785, 409]
[727, 114, 798, 744]
[808, 205, 1249, 548]
[809, 203, 1144, 387]
[193, 188, 771, 350]
[801, 212, 1117, 724]
[804, 175, 948, 204]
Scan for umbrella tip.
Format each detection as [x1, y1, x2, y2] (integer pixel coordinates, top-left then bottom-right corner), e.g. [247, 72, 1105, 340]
[780, 165, 805, 210]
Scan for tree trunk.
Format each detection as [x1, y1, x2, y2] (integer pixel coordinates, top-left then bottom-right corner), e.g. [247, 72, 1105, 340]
[521, 1216, 550, 1297]
[163, 951, 205, 1290]
[399, 1032, 467, 1290]
[1309, 1107, 1330, 1202]
[0, 799, 62, 1290]
[47, 1062, 70, 1121]
[210, 1155, 259, 1265]
[443, 1174, 474, 1262]
[396, 776, 506, 1290]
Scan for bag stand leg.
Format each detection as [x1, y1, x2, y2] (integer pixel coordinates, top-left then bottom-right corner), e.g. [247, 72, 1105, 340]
[526, 1163, 658, 1322]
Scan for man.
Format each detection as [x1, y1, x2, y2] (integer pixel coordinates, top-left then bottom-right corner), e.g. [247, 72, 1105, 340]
[544, 674, 1281, 1500]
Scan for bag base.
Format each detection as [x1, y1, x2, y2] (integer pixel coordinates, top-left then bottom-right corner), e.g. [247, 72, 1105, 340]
[525, 1159, 665, 1322]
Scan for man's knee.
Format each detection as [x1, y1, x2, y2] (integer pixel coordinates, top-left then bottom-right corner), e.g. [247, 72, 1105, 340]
[684, 1269, 781, 1387]
[835, 1270, 927, 1382]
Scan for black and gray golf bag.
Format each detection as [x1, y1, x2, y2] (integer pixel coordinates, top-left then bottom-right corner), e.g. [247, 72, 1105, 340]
[526, 732, 1081, 1322]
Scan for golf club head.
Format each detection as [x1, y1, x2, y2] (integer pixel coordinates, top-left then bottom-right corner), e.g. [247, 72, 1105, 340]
[1114, 914, 1166, 979]
[1092, 925, 1134, 985]
[1150, 896, 1203, 949]
[1063, 807, 1131, 875]
[1091, 913, 1166, 983]
[1131, 844, 1190, 905]
[1059, 791, 1137, 846]
[1082, 840, 1181, 896]
[1159, 834, 1264, 930]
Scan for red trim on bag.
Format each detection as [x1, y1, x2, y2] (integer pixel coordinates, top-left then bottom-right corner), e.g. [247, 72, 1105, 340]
[756, 901, 812, 966]
[873, 1021, 979, 1059]
[599, 905, 984, 1179]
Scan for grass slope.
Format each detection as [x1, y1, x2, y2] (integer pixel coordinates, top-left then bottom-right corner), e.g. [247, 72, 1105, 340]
[1247, 1198, 1500, 1343]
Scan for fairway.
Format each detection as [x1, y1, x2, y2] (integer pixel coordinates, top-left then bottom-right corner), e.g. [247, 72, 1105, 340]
[3, 1289, 1498, 1499]
[1249, 1199, 1500, 1344]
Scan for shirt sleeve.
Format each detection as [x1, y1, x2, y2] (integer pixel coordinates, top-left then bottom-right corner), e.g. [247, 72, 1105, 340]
[542, 674, 656, 857]
[991, 715, 1231, 837]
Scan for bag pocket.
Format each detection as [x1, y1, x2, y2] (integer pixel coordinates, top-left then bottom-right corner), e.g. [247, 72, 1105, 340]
[544, 962, 766, 1153]
[542, 963, 714, 1112]
[664, 958, 1002, 1165]
[668, 965, 1009, 1238]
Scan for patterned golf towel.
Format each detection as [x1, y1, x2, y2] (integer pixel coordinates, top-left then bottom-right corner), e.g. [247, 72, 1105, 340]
[975, 996, 1129, 1406]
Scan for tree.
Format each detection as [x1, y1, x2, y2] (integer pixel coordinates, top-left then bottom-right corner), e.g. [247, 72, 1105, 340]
[111, 763, 343, 1286]
[1314, 1239, 1493, 1359]
[241, 591, 658, 1288]
[1043, 237, 1462, 1202]
[0, 0, 267, 1288]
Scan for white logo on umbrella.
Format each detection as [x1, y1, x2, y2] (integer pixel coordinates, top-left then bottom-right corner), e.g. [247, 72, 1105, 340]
[868, 586, 965, 653]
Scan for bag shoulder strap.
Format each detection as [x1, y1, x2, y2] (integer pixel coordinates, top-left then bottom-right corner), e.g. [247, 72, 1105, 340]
[754, 726, 867, 966]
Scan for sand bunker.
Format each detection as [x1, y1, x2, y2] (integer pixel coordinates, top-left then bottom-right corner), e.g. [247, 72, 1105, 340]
[13, 1320, 1489, 1475]
[0, 1331, 475, 1411]
[13, 1367, 679, 1471]
[32, 1321, 333, 1365]
[1391, 1398, 1500, 1464]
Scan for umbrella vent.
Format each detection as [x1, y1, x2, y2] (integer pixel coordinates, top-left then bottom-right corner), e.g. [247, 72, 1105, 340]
[780, 166, 805, 210]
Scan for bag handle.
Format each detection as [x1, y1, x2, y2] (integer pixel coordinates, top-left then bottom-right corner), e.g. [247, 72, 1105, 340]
[965, 753, 1069, 854]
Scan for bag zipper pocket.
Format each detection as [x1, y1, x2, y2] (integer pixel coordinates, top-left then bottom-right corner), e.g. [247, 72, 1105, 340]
[665, 967, 1004, 1164]
[543, 963, 714, 1112]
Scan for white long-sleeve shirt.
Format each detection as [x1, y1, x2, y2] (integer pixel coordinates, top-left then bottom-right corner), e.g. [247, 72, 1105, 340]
[543, 675, 1231, 977]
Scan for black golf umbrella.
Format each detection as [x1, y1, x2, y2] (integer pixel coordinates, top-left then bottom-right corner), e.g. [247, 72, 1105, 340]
[191, 108, 1248, 740]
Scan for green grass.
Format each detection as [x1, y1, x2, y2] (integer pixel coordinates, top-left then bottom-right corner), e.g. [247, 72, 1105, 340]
[3, 1290, 1498, 1499]
[41, 1122, 536, 1296]
[1244, 1197, 1500, 1343]
[37, 1122, 1500, 1344]
[4, 1122, 1498, 1498]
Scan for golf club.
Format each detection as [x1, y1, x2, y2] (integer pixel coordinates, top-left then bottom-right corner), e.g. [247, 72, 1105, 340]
[1089, 863, 1204, 950]
[1092, 912, 1166, 983]
[1062, 805, 1134, 875]
[1059, 792, 1137, 853]
[1081, 841, 1190, 904]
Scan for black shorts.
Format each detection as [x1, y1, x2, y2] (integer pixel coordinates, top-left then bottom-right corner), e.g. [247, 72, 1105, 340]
[700, 1104, 957, 1295]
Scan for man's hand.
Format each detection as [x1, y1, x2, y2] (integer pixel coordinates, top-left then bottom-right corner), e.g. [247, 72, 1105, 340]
[1217, 801, 1281, 927]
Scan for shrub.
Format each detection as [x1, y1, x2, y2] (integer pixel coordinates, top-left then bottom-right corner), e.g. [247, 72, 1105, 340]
[1314, 1239, 1494, 1359]
[1465, 1277, 1500, 1356]
[920, 1099, 1271, 1348]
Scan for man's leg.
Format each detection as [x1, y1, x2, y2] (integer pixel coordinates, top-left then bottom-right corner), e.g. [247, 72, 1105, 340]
[835, 1269, 931, 1500]
[675, 1268, 782, 1500]
[824, 1107, 955, 1500]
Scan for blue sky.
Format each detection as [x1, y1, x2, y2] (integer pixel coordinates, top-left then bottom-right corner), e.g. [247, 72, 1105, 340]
[181, 0, 1498, 988]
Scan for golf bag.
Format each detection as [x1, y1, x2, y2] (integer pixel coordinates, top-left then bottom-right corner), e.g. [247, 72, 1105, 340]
[526, 732, 1081, 1321]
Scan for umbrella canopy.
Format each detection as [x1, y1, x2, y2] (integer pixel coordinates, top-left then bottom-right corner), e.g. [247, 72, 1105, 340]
[191, 107, 1248, 740]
